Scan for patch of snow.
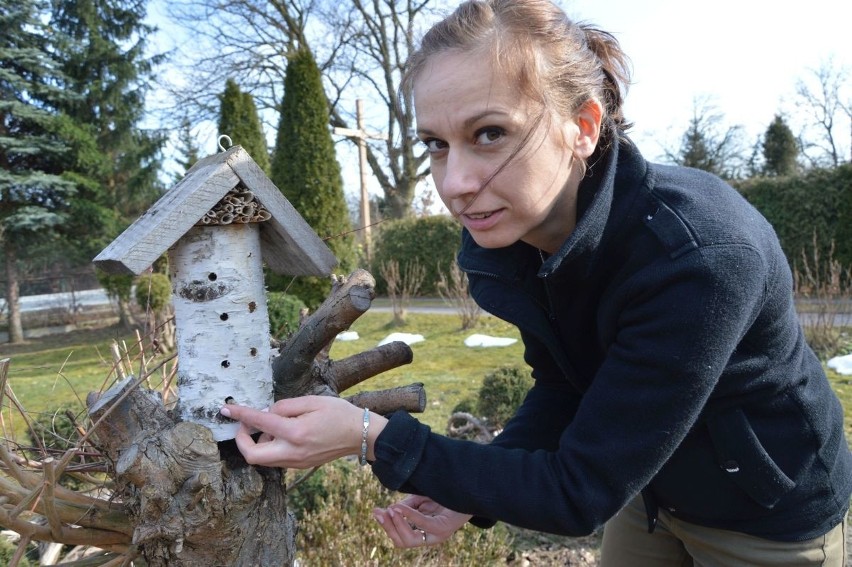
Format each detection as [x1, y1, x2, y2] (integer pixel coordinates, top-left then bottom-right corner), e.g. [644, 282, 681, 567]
[827, 354, 852, 375]
[464, 334, 518, 347]
[378, 332, 425, 346]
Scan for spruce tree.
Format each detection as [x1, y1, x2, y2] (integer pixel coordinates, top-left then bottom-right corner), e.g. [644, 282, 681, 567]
[44, 0, 165, 332]
[270, 47, 355, 308]
[762, 114, 799, 177]
[217, 79, 270, 172]
[174, 115, 202, 181]
[51, 0, 165, 263]
[0, 0, 93, 342]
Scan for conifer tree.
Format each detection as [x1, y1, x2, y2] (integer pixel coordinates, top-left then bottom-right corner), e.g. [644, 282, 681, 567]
[49, 0, 165, 331]
[762, 114, 799, 176]
[0, 0, 94, 342]
[52, 0, 165, 244]
[174, 115, 202, 181]
[270, 47, 355, 307]
[217, 79, 270, 172]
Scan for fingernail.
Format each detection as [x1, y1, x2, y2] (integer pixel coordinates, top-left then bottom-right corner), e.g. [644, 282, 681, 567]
[373, 513, 384, 525]
[220, 406, 232, 417]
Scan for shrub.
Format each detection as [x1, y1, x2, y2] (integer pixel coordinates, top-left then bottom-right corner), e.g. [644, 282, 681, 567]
[134, 272, 171, 312]
[447, 366, 533, 440]
[477, 366, 533, 429]
[292, 461, 513, 565]
[26, 409, 87, 489]
[0, 537, 32, 566]
[371, 216, 460, 296]
[267, 292, 307, 339]
[737, 164, 852, 271]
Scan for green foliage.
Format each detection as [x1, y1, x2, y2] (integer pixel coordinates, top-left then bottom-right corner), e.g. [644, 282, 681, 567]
[738, 164, 851, 269]
[762, 114, 799, 176]
[267, 291, 307, 339]
[26, 409, 88, 489]
[51, 0, 166, 226]
[96, 269, 134, 303]
[134, 272, 172, 312]
[371, 216, 461, 296]
[173, 115, 202, 180]
[270, 47, 355, 308]
[477, 366, 533, 428]
[835, 163, 852, 269]
[218, 78, 270, 172]
[0, 0, 82, 244]
[293, 461, 513, 566]
[28, 409, 77, 453]
[0, 536, 32, 567]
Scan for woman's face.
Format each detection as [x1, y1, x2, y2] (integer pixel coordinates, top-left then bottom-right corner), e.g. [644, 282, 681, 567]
[413, 50, 588, 253]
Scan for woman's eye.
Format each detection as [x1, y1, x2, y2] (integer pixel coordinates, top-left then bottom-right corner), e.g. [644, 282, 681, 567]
[421, 138, 447, 153]
[475, 127, 505, 145]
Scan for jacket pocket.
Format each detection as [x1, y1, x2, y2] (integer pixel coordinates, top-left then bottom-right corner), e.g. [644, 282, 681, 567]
[705, 408, 796, 509]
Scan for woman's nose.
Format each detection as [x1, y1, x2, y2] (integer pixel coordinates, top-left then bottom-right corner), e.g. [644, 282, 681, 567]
[438, 151, 481, 200]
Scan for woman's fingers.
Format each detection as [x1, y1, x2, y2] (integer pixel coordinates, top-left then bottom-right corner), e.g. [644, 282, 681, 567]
[222, 397, 364, 469]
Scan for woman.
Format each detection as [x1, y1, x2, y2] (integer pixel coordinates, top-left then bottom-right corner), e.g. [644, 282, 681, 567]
[220, 0, 852, 563]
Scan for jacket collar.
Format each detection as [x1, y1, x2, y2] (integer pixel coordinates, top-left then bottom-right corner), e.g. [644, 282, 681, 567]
[458, 138, 646, 280]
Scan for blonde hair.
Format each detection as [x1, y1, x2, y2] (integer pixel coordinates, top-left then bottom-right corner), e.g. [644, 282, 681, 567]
[402, 0, 632, 147]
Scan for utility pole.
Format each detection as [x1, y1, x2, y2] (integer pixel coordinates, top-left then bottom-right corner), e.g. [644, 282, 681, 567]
[333, 99, 387, 261]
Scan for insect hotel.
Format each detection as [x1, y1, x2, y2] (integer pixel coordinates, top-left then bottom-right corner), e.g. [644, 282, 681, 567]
[93, 145, 337, 440]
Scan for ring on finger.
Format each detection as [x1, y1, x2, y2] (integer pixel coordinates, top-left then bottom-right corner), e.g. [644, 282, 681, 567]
[414, 527, 427, 543]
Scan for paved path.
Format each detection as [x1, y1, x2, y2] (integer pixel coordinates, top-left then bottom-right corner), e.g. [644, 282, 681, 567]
[4, 289, 851, 324]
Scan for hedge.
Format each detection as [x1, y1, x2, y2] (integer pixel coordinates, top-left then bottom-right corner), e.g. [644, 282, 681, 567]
[370, 215, 461, 296]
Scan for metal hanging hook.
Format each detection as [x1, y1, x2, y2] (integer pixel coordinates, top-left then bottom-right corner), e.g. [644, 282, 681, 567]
[218, 135, 233, 152]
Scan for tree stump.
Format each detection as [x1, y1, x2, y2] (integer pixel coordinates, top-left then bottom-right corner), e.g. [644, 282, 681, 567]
[79, 269, 422, 565]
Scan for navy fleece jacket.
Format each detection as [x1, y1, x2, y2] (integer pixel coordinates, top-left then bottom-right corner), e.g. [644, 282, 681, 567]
[370, 139, 852, 542]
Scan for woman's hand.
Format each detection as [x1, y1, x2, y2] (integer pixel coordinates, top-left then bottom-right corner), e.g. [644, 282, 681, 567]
[373, 495, 472, 547]
[220, 396, 385, 469]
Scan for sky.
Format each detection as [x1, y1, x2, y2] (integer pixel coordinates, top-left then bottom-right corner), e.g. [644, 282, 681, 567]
[561, 0, 851, 159]
[148, 0, 851, 205]
[351, 0, 851, 208]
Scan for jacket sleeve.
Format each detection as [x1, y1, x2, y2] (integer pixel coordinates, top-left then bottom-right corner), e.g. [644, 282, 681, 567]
[371, 243, 770, 536]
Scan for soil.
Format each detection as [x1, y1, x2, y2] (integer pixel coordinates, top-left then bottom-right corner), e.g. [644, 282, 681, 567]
[505, 527, 601, 566]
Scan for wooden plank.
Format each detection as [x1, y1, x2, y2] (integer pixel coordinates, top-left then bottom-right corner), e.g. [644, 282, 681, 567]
[225, 148, 338, 276]
[93, 155, 240, 275]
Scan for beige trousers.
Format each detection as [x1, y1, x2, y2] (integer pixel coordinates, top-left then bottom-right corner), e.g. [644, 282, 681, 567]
[600, 496, 847, 566]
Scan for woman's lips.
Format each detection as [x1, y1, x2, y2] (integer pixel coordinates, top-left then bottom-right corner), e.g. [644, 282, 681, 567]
[461, 209, 502, 231]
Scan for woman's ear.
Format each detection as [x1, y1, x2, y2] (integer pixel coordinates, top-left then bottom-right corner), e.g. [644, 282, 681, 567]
[570, 99, 603, 159]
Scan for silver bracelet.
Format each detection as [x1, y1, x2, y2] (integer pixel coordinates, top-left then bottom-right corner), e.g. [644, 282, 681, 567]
[359, 407, 370, 466]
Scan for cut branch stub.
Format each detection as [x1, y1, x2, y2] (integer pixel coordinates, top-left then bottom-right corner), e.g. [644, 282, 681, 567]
[272, 269, 424, 415]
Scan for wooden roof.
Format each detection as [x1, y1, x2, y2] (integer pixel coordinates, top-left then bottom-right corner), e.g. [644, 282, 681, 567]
[93, 146, 338, 276]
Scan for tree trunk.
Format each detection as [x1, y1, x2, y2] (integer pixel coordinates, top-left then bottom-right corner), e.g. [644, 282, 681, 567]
[4, 242, 24, 344]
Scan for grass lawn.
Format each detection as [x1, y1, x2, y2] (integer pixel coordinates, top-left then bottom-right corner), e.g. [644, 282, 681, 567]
[0, 312, 850, 442]
[0, 311, 526, 439]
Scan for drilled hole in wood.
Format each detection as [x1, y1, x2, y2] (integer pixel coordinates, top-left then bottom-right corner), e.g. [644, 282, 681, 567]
[221, 360, 230, 368]
[250, 347, 258, 356]
[248, 301, 257, 313]
[208, 272, 218, 281]
[220, 313, 229, 321]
